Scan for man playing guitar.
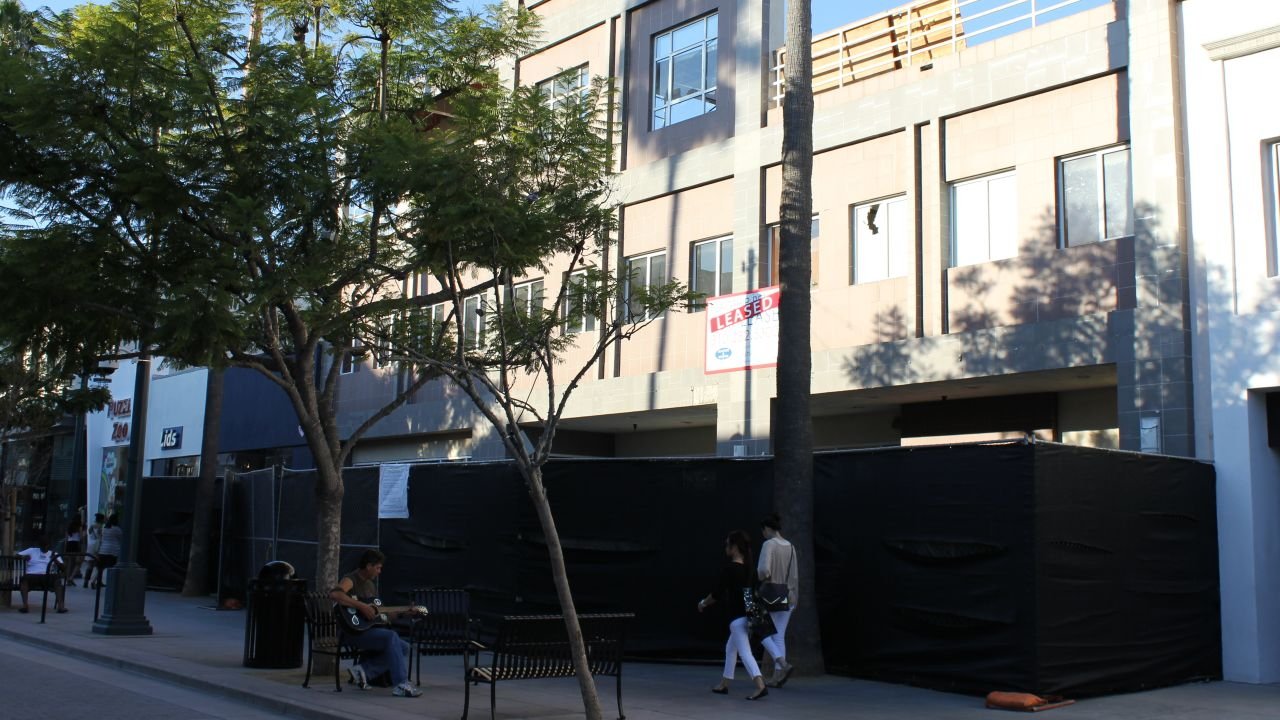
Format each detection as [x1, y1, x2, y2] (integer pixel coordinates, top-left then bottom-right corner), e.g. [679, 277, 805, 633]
[329, 549, 423, 697]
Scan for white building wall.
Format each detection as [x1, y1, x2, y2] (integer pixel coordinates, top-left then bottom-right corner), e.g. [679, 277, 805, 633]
[84, 360, 208, 517]
[1181, 0, 1280, 684]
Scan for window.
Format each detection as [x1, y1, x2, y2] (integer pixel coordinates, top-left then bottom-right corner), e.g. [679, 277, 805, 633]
[462, 294, 487, 349]
[652, 13, 718, 130]
[624, 252, 667, 322]
[691, 236, 733, 311]
[372, 325, 391, 369]
[340, 338, 362, 374]
[510, 279, 545, 316]
[760, 217, 820, 288]
[1269, 142, 1280, 277]
[1059, 146, 1132, 247]
[536, 65, 589, 110]
[562, 271, 597, 334]
[852, 196, 908, 284]
[951, 171, 1018, 267]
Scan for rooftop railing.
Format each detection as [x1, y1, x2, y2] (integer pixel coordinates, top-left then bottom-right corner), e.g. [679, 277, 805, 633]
[770, 0, 1099, 106]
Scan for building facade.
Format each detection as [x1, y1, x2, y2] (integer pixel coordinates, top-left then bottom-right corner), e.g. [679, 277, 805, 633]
[345, 0, 1190, 460]
[1180, 0, 1280, 685]
[332, 0, 1279, 683]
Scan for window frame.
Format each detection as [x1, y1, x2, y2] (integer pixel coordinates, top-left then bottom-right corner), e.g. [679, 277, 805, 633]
[624, 251, 668, 322]
[651, 13, 719, 130]
[562, 270, 598, 335]
[510, 278, 545, 317]
[850, 195, 909, 284]
[949, 169, 1018, 268]
[536, 64, 589, 110]
[462, 294, 488, 350]
[1269, 141, 1280, 277]
[340, 338, 361, 375]
[760, 217, 820, 288]
[1057, 144, 1133, 248]
[690, 235, 733, 312]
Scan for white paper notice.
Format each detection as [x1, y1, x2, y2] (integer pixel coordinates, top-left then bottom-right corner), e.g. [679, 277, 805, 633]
[378, 463, 410, 519]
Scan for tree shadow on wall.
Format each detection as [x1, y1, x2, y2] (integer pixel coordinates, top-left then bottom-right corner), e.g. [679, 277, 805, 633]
[843, 201, 1168, 390]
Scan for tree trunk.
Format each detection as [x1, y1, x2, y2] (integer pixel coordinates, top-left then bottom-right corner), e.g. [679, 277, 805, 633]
[775, 0, 823, 675]
[182, 366, 224, 596]
[526, 466, 603, 720]
[313, 455, 344, 591]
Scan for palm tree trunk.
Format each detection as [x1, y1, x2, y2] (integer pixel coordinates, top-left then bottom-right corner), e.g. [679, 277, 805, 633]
[775, 0, 823, 674]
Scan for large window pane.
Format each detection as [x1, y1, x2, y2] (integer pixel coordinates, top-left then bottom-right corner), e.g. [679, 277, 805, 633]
[853, 202, 889, 283]
[1063, 155, 1101, 246]
[952, 181, 990, 267]
[652, 14, 717, 130]
[987, 174, 1018, 261]
[887, 197, 909, 278]
[672, 18, 704, 51]
[1103, 149, 1132, 239]
[653, 58, 670, 107]
[719, 238, 733, 297]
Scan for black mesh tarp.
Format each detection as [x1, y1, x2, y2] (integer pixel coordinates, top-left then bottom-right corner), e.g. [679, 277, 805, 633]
[142, 441, 1219, 697]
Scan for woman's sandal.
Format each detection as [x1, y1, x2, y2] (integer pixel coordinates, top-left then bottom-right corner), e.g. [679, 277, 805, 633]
[746, 687, 769, 700]
[711, 686, 729, 695]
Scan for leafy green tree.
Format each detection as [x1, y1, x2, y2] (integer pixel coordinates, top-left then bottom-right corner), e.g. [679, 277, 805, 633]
[379, 73, 691, 719]
[1, 0, 683, 712]
[2, 0, 586, 589]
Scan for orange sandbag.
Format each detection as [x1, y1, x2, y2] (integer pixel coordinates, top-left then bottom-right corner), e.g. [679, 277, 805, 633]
[985, 691, 1076, 712]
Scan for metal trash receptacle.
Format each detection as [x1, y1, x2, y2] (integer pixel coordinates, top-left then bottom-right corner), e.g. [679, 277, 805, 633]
[243, 561, 307, 668]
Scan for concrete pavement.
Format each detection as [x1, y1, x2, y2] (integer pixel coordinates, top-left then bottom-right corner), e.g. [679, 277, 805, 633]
[1, 588, 1278, 719]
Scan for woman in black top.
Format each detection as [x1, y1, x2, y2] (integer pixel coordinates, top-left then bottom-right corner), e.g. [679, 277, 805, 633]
[697, 529, 768, 700]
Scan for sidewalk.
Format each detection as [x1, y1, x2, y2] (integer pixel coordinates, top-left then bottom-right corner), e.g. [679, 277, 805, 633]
[1, 589, 1278, 719]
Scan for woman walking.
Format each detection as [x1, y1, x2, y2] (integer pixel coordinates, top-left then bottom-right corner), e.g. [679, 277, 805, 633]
[697, 529, 768, 700]
[758, 513, 798, 687]
[94, 514, 123, 587]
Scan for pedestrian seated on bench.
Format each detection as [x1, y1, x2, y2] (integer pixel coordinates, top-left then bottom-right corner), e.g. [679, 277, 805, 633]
[329, 549, 424, 698]
[17, 535, 67, 614]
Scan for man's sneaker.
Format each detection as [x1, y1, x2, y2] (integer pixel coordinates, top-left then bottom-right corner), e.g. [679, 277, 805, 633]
[347, 665, 370, 690]
[392, 682, 422, 698]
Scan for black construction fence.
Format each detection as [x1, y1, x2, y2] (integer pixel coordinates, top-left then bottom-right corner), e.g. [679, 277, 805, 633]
[132, 441, 1220, 698]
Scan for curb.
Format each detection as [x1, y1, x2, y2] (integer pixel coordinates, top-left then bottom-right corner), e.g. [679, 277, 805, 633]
[0, 624, 352, 720]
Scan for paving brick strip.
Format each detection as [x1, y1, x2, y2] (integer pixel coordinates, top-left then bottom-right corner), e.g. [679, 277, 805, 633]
[2, 590, 1278, 720]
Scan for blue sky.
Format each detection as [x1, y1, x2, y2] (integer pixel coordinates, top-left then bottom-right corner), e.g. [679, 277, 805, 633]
[27, 0, 902, 35]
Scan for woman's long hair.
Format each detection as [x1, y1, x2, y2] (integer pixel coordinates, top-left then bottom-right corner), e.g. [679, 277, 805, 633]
[727, 529, 753, 571]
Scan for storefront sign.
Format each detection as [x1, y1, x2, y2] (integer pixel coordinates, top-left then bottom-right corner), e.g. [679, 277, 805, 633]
[160, 426, 183, 450]
[705, 286, 781, 374]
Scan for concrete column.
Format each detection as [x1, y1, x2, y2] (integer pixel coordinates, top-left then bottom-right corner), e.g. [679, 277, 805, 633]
[1120, 0, 1194, 456]
[918, 119, 946, 337]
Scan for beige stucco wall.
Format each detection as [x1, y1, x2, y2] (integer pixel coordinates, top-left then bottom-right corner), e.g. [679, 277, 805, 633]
[617, 178, 735, 376]
[762, 132, 914, 348]
[942, 73, 1128, 331]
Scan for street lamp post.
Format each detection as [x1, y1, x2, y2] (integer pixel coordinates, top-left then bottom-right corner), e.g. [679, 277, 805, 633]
[93, 353, 153, 635]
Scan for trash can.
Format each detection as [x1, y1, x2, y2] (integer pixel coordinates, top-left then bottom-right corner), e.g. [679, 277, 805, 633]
[243, 561, 307, 668]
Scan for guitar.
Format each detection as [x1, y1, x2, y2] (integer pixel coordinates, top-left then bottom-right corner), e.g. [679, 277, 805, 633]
[335, 596, 428, 633]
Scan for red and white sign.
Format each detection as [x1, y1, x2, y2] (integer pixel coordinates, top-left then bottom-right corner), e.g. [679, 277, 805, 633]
[705, 286, 780, 374]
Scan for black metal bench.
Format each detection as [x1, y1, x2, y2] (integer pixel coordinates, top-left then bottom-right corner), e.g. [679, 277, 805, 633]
[301, 591, 362, 691]
[0, 555, 26, 596]
[410, 587, 479, 685]
[462, 612, 632, 720]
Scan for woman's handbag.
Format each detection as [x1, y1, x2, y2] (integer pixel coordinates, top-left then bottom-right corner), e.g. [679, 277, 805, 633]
[743, 588, 777, 641]
[757, 545, 795, 610]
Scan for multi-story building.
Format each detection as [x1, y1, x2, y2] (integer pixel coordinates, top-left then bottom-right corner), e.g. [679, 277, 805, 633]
[345, 0, 1186, 461]
[1180, 0, 1280, 686]
[335, 0, 1280, 684]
